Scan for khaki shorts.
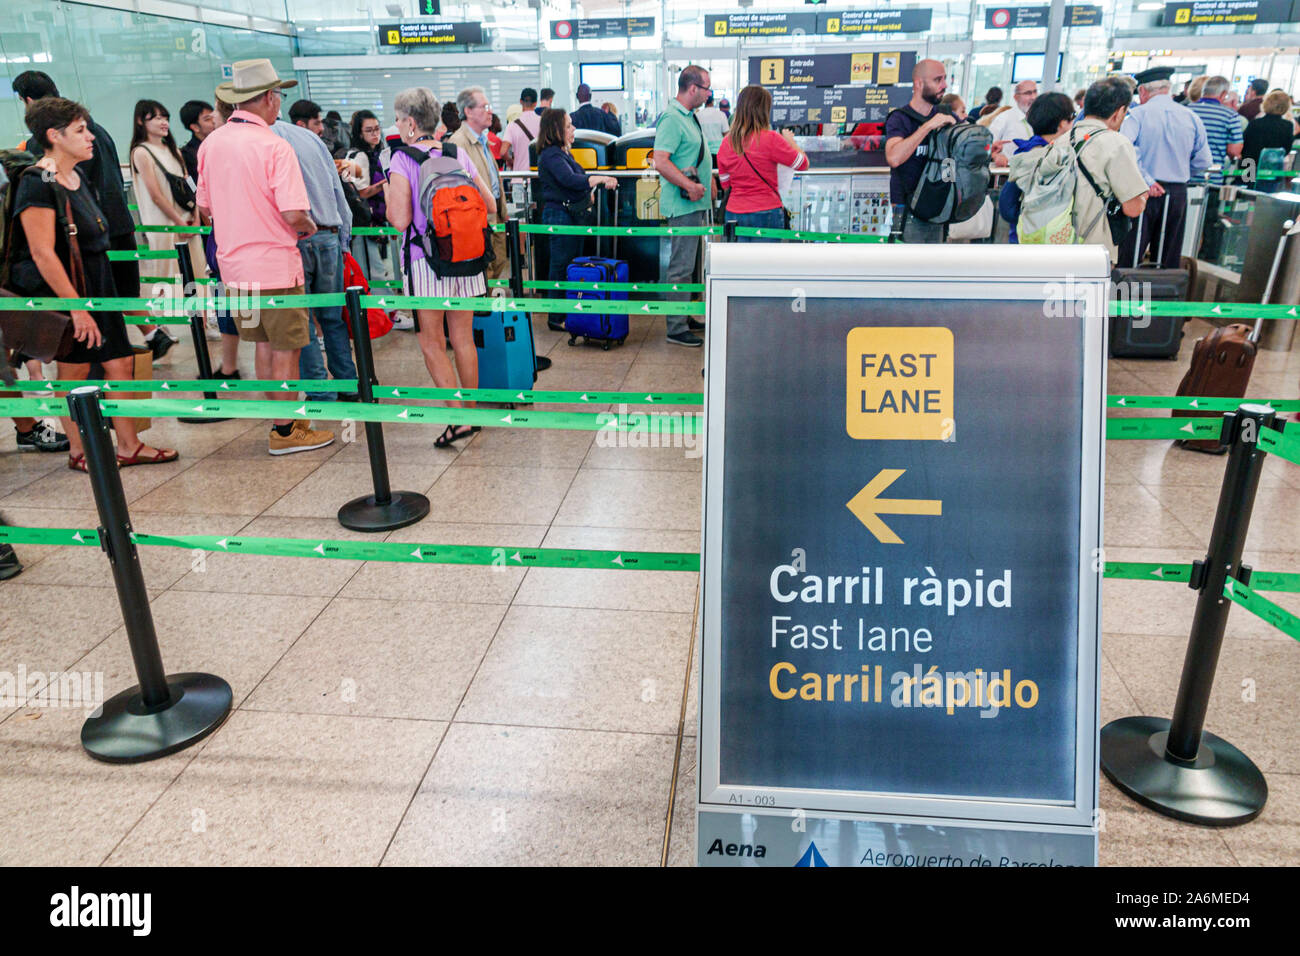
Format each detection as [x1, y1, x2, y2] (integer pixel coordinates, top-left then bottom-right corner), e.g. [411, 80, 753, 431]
[231, 284, 310, 351]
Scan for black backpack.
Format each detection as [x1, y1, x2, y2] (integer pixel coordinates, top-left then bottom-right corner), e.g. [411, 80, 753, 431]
[0, 148, 37, 287]
[892, 106, 992, 224]
[340, 176, 372, 228]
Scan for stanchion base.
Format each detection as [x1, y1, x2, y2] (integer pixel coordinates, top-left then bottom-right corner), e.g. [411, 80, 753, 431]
[1101, 715, 1267, 826]
[81, 672, 232, 763]
[338, 490, 430, 532]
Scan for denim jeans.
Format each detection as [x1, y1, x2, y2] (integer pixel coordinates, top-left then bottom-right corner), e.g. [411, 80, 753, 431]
[297, 230, 356, 402]
[663, 211, 705, 337]
[726, 206, 785, 242]
[542, 203, 583, 287]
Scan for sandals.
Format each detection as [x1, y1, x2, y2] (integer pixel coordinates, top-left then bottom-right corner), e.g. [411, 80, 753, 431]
[67, 444, 178, 472]
[116, 442, 179, 467]
[434, 423, 480, 449]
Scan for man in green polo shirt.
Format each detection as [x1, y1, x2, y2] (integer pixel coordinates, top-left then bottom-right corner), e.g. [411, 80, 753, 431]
[654, 64, 714, 347]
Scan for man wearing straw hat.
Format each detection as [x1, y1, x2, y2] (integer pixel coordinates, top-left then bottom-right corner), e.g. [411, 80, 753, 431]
[196, 59, 334, 455]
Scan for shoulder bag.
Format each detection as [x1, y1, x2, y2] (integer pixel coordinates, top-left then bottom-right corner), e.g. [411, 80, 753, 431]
[1072, 128, 1134, 248]
[0, 171, 79, 362]
[740, 144, 793, 229]
[140, 144, 196, 213]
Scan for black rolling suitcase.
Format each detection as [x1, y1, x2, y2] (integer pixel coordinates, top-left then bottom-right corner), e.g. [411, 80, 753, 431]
[1109, 204, 1188, 359]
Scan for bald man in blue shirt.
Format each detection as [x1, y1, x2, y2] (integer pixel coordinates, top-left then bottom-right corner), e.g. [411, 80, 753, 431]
[1120, 67, 1212, 268]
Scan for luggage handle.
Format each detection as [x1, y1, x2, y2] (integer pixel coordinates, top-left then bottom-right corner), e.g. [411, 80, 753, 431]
[1255, 217, 1300, 342]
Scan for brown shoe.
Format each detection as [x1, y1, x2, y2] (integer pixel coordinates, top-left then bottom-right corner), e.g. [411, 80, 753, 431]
[269, 420, 335, 456]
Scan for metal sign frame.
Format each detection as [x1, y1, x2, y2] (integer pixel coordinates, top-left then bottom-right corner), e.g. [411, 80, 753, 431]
[699, 244, 1108, 839]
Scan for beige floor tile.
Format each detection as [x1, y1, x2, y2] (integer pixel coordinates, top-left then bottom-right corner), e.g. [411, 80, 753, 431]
[330, 420, 465, 464]
[14, 512, 245, 593]
[0, 585, 131, 695]
[0, 705, 199, 866]
[105, 710, 444, 866]
[1103, 482, 1203, 549]
[1219, 771, 1300, 866]
[665, 735, 697, 867]
[1098, 776, 1238, 866]
[1104, 631, 1300, 774]
[454, 426, 594, 469]
[555, 469, 700, 531]
[1099, 652, 1142, 727]
[381, 723, 674, 866]
[76, 589, 328, 708]
[340, 521, 546, 605]
[635, 335, 709, 366]
[530, 363, 635, 391]
[263, 461, 446, 518]
[0, 450, 66, 499]
[244, 597, 505, 720]
[458, 605, 691, 733]
[0, 454, 193, 510]
[146, 417, 265, 459]
[170, 515, 377, 597]
[131, 457, 321, 516]
[425, 464, 577, 525]
[621, 360, 709, 399]
[515, 526, 699, 612]
[1158, 482, 1300, 554]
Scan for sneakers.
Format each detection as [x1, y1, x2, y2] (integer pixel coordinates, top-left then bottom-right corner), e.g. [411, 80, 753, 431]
[0, 543, 22, 581]
[15, 421, 69, 453]
[686, 318, 706, 332]
[145, 329, 177, 361]
[212, 368, 241, 380]
[390, 311, 415, 331]
[268, 421, 335, 455]
[547, 318, 566, 332]
[667, 331, 703, 348]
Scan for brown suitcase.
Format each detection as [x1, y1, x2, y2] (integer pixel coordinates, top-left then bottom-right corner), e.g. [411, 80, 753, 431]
[1172, 323, 1256, 453]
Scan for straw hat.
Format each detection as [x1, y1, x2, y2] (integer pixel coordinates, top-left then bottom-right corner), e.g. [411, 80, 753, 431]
[215, 59, 298, 104]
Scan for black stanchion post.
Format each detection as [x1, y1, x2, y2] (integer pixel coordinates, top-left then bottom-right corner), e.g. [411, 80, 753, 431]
[724, 219, 737, 243]
[173, 240, 229, 424]
[337, 286, 430, 532]
[68, 386, 231, 762]
[1101, 403, 1273, 825]
[506, 218, 524, 299]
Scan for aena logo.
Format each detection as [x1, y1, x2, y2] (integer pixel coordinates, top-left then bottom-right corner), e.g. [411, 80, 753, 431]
[706, 838, 767, 858]
[794, 842, 829, 867]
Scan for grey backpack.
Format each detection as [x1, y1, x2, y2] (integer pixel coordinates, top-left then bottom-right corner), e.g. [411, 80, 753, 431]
[899, 110, 993, 225]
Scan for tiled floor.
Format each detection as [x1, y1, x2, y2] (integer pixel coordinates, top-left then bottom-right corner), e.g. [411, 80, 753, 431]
[1, 315, 1298, 866]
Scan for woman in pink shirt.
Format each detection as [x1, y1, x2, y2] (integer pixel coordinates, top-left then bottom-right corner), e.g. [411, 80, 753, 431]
[717, 85, 808, 242]
[384, 87, 497, 448]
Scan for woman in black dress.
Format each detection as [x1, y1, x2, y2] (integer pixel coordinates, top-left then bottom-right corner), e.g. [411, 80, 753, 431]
[12, 97, 176, 470]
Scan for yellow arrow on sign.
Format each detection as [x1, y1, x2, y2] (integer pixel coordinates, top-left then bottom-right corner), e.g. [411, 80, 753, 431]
[846, 468, 942, 544]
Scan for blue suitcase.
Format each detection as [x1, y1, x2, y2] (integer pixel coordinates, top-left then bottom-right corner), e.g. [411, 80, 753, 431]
[565, 256, 629, 350]
[473, 311, 536, 390]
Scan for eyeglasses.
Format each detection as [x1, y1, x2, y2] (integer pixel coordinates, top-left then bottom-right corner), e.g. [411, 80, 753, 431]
[694, 83, 711, 93]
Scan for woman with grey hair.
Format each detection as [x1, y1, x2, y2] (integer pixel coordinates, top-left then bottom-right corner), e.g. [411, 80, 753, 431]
[384, 87, 498, 447]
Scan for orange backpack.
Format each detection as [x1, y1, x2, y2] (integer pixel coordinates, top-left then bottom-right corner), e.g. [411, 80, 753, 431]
[393, 142, 492, 277]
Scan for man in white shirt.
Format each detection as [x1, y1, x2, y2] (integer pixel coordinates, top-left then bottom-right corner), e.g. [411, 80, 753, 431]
[501, 86, 541, 171]
[696, 93, 730, 155]
[990, 79, 1038, 166]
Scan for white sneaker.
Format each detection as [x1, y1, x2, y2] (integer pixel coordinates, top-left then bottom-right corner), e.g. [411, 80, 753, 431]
[391, 310, 414, 331]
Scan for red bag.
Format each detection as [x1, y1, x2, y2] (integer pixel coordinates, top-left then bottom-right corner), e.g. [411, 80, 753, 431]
[342, 250, 393, 339]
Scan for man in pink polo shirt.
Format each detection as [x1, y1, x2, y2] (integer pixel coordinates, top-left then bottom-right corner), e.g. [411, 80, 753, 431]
[196, 59, 334, 455]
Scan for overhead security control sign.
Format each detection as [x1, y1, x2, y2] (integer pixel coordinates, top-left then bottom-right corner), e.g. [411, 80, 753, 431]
[1163, 0, 1296, 24]
[550, 17, 655, 39]
[984, 4, 1104, 28]
[708, 10, 933, 35]
[698, 244, 1107, 867]
[377, 21, 484, 45]
[818, 8, 935, 33]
